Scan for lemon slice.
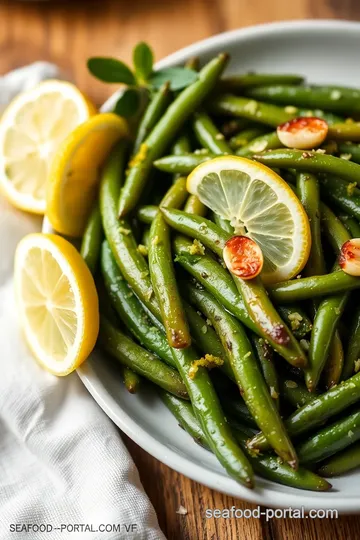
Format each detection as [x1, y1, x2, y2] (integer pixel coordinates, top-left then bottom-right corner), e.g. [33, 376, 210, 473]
[187, 156, 311, 283]
[15, 233, 99, 376]
[0, 80, 97, 214]
[46, 113, 128, 237]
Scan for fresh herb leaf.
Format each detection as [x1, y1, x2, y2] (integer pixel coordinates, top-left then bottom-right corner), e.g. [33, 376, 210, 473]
[149, 67, 198, 91]
[114, 88, 140, 118]
[133, 42, 154, 81]
[87, 57, 136, 85]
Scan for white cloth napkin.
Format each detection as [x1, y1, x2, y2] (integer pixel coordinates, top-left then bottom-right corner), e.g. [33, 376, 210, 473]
[0, 64, 166, 540]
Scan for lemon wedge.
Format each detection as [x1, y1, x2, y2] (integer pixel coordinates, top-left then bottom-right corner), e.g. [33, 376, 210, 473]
[15, 233, 99, 376]
[0, 80, 96, 214]
[46, 113, 128, 237]
[187, 156, 311, 283]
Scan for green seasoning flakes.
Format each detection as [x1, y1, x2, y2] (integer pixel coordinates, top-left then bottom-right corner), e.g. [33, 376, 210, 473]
[288, 311, 303, 331]
[188, 354, 223, 379]
[188, 239, 205, 256]
[347, 182, 357, 196]
[137, 244, 148, 256]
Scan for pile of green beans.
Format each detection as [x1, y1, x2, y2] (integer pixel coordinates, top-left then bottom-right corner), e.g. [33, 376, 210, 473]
[78, 57, 360, 490]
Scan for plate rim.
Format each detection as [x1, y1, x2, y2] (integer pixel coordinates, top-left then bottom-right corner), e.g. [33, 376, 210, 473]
[77, 19, 360, 513]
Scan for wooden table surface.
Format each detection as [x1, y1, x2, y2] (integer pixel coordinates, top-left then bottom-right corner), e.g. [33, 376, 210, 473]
[1, 0, 360, 538]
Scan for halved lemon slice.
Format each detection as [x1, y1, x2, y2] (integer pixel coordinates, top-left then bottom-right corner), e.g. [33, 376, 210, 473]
[15, 233, 99, 376]
[46, 113, 128, 237]
[187, 156, 311, 283]
[0, 80, 96, 214]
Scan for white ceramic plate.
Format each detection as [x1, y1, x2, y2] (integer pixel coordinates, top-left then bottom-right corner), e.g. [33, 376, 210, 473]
[47, 20, 360, 512]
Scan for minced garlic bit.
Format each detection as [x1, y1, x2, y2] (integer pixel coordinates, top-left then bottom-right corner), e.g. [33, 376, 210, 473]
[300, 339, 310, 352]
[355, 359, 360, 373]
[244, 351, 251, 359]
[244, 100, 258, 115]
[137, 244, 148, 256]
[315, 148, 327, 154]
[201, 325, 208, 334]
[119, 226, 131, 235]
[206, 318, 212, 327]
[340, 153, 352, 161]
[188, 239, 205, 256]
[128, 143, 148, 168]
[284, 105, 298, 114]
[151, 235, 160, 246]
[176, 505, 188, 515]
[288, 311, 303, 331]
[347, 182, 357, 196]
[215, 132, 225, 140]
[188, 354, 224, 379]
[330, 90, 342, 100]
[348, 430, 354, 437]
[285, 380, 298, 389]
[270, 387, 279, 399]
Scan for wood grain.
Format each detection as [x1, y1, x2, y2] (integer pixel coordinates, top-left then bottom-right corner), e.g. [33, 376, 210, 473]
[1, 0, 360, 537]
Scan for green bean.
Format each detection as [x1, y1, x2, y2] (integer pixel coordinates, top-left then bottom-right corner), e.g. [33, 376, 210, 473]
[149, 178, 190, 348]
[305, 207, 350, 391]
[193, 111, 232, 154]
[159, 390, 210, 449]
[137, 205, 158, 224]
[236, 434, 330, 491]
[229, 126, 268, 149]
[318, 175, 360, 221]
[172, 132, 191, 155]
[246, 84, 360, 113]
[184, 282, 297, 467]
[170, 346, 254, 487]
[99, 143, 161, 320]
[339, 215, 360, 238]
[219, 73, 304, 92]
[277, 305, 312, 339]
[154, 152, 214, 174]
[100, 241, 176, 368]
[296, 173, 325, 277]
[99, 317, 188, 398]
[122, 367, 141, 394]
[343, 303, 360, 380]
[317, 441, 360, 477]
[235, 274, 306, 368]
[337, 142, 360, 164]
[164, 209, 306, 367]
[174, 234, 257, 332]
[249, 371, 360, 453]
[183, 194, 207, 216]
[212, 212, 233, 234]
[327, 122, 360, 142]
[253, 149, 360, 185]
[80, 202, 103, 275]
[236, 131, 283, 156]
[160, 391, 330, 491]
[252, 336, 279, 409]
[118, 54, 228, 217]
[279, 376, 317, 409]
[209, 94, 294, 127]
[298, 109, 343, 125]
[323, 331, 344, 389]
[141, 228, 150, 249]
[297, 408, 360, 464]
[269, 271, 360, 303]
[133, 82, 171, 154]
